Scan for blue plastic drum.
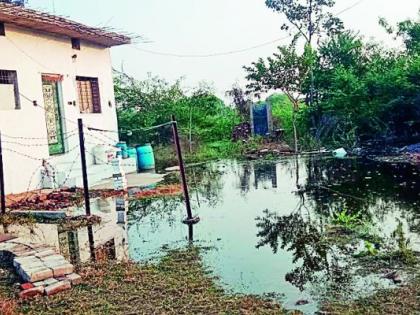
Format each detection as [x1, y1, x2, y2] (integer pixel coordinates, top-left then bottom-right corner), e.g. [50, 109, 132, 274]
[116, 142, 128, 159]
[136, 144, 155, 170]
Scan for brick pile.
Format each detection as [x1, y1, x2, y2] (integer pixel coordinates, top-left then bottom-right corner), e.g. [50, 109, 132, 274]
[0, 237, 81, 299]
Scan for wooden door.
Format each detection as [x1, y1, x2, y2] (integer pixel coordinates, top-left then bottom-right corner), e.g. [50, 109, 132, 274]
[42, 76, 65, 155]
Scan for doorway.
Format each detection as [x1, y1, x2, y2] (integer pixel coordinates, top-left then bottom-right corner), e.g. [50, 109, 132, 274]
[42, 74, 65, 155]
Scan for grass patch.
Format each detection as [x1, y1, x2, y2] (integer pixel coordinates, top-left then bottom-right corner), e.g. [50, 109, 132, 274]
[1, 247, 284, 315]
[322, 276, 420, 315]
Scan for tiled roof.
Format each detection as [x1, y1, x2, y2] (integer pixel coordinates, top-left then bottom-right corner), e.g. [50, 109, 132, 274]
[0, 3, 131, 47]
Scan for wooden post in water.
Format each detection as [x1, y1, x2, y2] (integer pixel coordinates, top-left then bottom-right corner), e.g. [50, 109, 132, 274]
[0, 132, 5, 215]
[171, 115, 199, 224]
[78, 119, 91, 216]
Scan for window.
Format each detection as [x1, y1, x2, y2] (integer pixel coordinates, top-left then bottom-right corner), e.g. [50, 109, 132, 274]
[0, 70, 20, 110]
[0, 22, 5, 36]
[76, 76, 101, 113]
[71, 38, 80, 50]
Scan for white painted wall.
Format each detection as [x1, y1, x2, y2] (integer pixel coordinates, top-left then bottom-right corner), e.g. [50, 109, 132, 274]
[0, 24, 120, 194]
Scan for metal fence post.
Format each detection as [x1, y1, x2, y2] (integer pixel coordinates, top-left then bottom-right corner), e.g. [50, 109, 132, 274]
[78, 119, 91, 216]
[0, 132, 6, 215]
[171, 115, 198, 224]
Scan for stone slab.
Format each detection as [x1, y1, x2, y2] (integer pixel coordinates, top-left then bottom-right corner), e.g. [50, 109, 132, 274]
[44, 278, 59, 286]
[21, 267, 53, 283]
[66, 273, 82, 286]
[35, 249, 56, 258]
[0, 242, 18, 252]
[40, 254, 67, 262]
[51, 264, 74, 277]
[0, 234, 17, 243]
[43, 260, 68, 270]
[19, 286, 45, 299]
[32, 280, 45, 287]
[18, 262, 45, 273]
[13, 249, 38, 257]
[13, 255, 41, 268]
[44, 280, 71, 296]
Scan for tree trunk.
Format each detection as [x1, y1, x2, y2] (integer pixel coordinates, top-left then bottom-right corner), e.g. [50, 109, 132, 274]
[292, 110, 299, 153]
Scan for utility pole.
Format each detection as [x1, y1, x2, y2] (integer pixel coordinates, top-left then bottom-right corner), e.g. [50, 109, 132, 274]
[78, 119, 91, 216]
[0, 132, 6, 215]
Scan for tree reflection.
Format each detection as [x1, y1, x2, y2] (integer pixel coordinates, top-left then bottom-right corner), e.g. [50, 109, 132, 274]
[187, 164, 225, 208]
[303, 156, 420, 218]
[238, 163, 252, 195]
[256, 209, 350, 292]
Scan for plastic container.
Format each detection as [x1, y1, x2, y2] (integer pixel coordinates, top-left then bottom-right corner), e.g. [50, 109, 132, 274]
[127, 147, 137, 159]
[93, 145, 115, 165]
[136, 144, 155, 170]
[332, 148, 347, 158]
[116, 141, 128, 159]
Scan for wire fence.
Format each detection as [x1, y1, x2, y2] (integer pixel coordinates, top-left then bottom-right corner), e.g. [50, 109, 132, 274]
[0, 118, 182, 215]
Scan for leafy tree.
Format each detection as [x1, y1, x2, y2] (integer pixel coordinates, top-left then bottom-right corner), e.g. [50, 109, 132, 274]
[244, 44, 312, 151]
[114, 71, 239, 149]
[308, 25, 420, 146]
[265, 0, 343, 44]
[226, 84, 251, 121]
[265, 0, 344, 107]
[380, 11, 420, 54]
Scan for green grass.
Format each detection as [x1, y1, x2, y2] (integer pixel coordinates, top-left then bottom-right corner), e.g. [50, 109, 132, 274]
[1, 247, 284, 315]
[322, 275, 420, 315]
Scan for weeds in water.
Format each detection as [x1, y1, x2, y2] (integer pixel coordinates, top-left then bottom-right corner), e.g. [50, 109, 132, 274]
[355, 241, 379, 258]
[391, 220, 416, 265]
[332, 209, 362, 229]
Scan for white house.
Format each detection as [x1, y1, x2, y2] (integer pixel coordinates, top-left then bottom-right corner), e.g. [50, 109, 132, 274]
[0, 3, 134, 194]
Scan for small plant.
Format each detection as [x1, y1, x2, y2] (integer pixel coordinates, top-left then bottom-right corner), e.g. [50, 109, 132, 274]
[354, 240, 379, 258]
[332, 209, 361, 229]
[363, 241, 378, 256]
[391, 220, 416, 265]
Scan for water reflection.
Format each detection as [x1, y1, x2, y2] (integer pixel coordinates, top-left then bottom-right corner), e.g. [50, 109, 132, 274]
[127, 157, 420, 312]
[254, 163, 277, 189]
[0, 197, 129, 264]
[188, 223, 194, 243]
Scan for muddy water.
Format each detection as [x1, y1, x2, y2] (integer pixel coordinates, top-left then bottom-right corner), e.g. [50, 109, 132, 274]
[1, 156, 418, 314]
[127, 156, 420, 314]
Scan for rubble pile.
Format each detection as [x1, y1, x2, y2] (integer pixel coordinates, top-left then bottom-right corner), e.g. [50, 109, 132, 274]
[232, 122, 251, 142]
[7, 188, 83, 211]
[245, 142, 294, 159]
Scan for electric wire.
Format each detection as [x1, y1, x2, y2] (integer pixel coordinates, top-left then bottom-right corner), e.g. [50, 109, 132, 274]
[130, 0, 366, 59]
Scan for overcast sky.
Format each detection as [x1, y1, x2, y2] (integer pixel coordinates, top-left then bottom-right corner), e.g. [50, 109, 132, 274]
[28, 0, 419, 99]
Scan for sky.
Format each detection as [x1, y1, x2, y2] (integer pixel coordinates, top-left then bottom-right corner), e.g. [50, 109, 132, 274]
[27, 0, 420, 100]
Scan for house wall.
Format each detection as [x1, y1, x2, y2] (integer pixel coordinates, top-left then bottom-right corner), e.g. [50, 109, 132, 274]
[0, 24, 119, 194]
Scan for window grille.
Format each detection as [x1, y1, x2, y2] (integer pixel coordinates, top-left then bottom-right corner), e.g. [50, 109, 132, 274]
[0, 70, 20, 110]
[76, 76, 101, 113]
[71, 38, 80, 50]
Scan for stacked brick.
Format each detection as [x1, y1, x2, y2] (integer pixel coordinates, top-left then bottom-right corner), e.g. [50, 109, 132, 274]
[0, 239, 81, 299]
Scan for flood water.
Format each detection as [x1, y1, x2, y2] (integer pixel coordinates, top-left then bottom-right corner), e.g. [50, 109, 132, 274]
[128, 156, 420, 313]
[2, 156, 419, 314]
